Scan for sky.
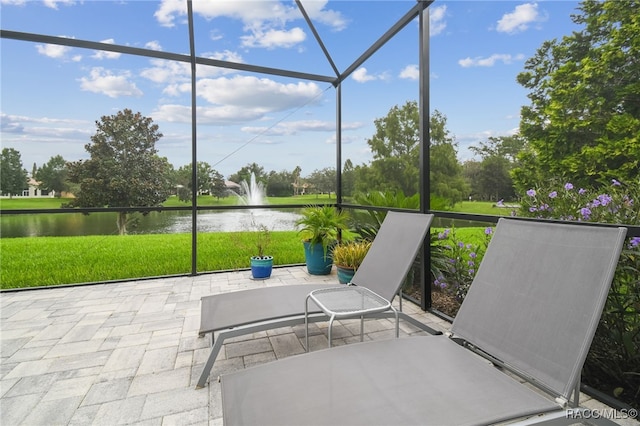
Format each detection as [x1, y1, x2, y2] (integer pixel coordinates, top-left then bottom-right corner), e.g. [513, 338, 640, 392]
[0, 0, 583, 180]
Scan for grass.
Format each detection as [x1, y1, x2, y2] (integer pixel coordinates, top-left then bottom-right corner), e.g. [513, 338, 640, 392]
[0, 194, 335, 210]
[453, 201, 517, 216]
[0, 226, 490, 289]
[0, 231, 306, 289]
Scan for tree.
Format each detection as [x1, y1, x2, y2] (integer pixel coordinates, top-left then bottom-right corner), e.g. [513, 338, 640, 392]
[514, 0, 640, 191]
[66, 109, 173, 235]
[266, 169, 294, 197]
[354, 102, 468, 205]
[469, 135, 526, 163]
[366, 101, 420, 195]
[467, 135, 523, 201]
[229, 163, 265, 186]
[0, 148, 28, 198]
[210, 170, 228, 200]
[341, 159, 355, 198]
[36, 155, 69, 197]
[174, 161, 216, 202]
[428, 110, 469, 205]
[292, 166, 302, 196]
[306, 167, 336, 197]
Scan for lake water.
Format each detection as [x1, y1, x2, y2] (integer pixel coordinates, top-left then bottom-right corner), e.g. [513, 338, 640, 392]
[0, 209, 302, 238]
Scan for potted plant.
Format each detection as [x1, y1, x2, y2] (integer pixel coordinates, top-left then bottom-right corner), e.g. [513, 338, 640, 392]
[295, 206, 349, 275]
[249, 223, 273, 280]
[331, 240, 372, 284]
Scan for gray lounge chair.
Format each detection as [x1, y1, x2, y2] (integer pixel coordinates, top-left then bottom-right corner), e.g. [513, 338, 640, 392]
[221, 218, 627, 425]
[196, 211, 437, 388]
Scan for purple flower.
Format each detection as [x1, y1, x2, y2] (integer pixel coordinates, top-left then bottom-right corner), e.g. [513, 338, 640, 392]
[484, 227, 493, 235]
[458, 241, 464, 248]
[469, 252, 477, 259]
[628, 237, 640, 248]
[438, 229, 450, 240]
[467, 260, 475, 267]
[580, 207, 591, 220]
[579, 188, 587, 195]
[529, 207, 538, 212]
[549, 191, 558, 198]
[612, 179, 621, 186]
[597, 194, 612, 206]
[497, 199, 504, 206]
[564, 183, 573, 191]
[526, 189, 536, 197]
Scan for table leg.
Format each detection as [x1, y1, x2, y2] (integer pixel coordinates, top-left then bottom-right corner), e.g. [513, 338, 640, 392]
[328, 314, 336, 348]
[305, 295, 310, 351]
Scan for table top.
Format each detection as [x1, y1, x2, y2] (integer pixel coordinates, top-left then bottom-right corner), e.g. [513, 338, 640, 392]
[308, 286, 392, 317]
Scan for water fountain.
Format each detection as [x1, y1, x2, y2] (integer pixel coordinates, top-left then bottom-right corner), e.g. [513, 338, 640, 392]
[237, 172, 266, 206]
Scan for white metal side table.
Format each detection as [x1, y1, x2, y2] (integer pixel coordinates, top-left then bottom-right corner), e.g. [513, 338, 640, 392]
[304, 285, 399, 351]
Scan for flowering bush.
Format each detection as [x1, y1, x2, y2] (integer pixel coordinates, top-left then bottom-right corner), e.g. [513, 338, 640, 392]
[520, 179, 639, 224]
[432, 226, 493, 303]
[519, 179, 639, 407]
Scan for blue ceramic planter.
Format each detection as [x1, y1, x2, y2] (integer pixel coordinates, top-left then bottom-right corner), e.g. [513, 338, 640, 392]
[336, 265, 355, 284]
[250, 256, 273, 279]
[303, 242, 333, 275]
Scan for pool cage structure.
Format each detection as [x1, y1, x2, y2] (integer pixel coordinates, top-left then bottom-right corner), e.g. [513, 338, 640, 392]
[1, 0, 442, 305]
[2, 0, 638, 315]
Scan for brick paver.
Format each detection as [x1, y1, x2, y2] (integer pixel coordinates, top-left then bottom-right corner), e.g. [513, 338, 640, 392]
[1, 267, 636, 425]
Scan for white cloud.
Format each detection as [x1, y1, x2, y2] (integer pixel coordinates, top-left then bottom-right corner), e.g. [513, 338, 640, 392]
[141, 59, 191, 84]
[0, 113, 93, 165]
[0, 0, 27, 5]
[351, 67, 390, 83]
[42, 0, 75, 9]
[241, 27, 306, 49]
[430, 5, 447, 36]
[299, 0, 349, 32]
[36, 43, 71, 59]
[145, 41, 163, 51]
[242, 120, 335, 136]
[140, 51, 242, 88]
[78, 67, 143, 98]
[155, 0, 345, 52]
[399, 65, 419, 80]
[153, 104, 265, 125]
[92, 39, 121, 60]
[496, 3, 547, 34]
[195, 75, 323, 112]
[152, 76, 325, 125]
[458, 53, 525, 68]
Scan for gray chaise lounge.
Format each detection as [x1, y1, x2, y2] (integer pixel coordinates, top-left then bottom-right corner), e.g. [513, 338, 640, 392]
[197, 211, 437, 388]
[221, 218, 626, 425]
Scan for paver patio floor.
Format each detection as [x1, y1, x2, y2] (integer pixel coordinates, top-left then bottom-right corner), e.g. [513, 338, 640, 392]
[1, 267, 637, 425]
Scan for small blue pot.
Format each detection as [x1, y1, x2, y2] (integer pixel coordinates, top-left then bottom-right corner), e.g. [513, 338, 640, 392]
[336, 265, 356, 284]
[250, 256, 273, 279]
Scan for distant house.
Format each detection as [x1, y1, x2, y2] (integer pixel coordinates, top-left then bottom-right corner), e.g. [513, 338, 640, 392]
[24, 178, 52, 198]
[225, 180, 241, 192]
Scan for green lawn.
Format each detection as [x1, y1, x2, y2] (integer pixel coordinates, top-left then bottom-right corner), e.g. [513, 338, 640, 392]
[453, 201, 518, 216]
[0, 194, 336, 209]
[0, 231, 307, 289]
